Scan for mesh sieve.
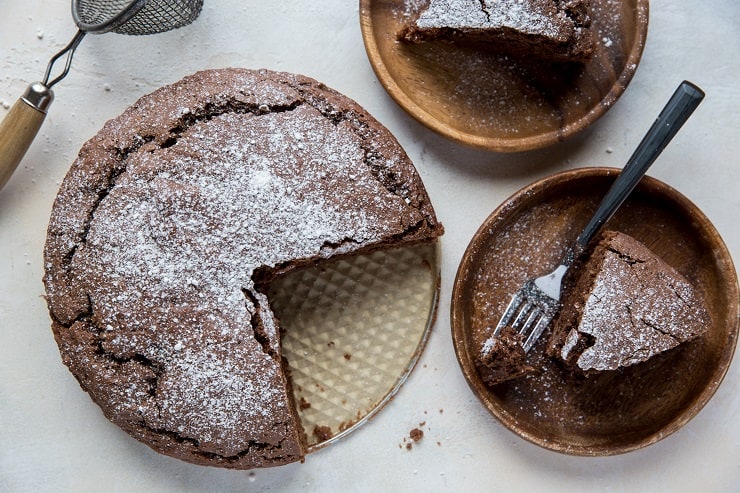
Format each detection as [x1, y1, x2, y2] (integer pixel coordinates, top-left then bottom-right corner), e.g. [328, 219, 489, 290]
[43, 0, 203, 87]
[0, 0, 204, 192]
[73, 0, 203, 35]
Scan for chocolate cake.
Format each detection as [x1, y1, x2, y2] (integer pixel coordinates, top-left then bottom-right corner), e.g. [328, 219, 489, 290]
[400, 0, 594, 61]
[476, 326, 536, 386]
[548, 231, 710, 373]
[43, 68, 443, 469]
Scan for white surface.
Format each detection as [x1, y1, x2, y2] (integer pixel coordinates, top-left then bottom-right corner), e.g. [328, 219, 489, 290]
[1, 1, 738, 491]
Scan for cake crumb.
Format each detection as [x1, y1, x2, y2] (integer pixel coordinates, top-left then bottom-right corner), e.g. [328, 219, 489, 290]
[343, 352, 352, 360]
[313, 425, 333, 441]
[339, 416, 360, 432]
[299, 397, 311, 410]
[410, 428, 424, 441]
[401, 427, 425, 450]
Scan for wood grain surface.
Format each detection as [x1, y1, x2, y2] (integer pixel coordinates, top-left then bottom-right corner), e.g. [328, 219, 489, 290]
[451, 168, 739, 455]
[360, 0, 649, 151]
[0, 98, 46, 191]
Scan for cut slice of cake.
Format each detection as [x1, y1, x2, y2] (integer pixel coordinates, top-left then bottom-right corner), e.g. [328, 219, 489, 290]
[399, 0, 594, 61]
[547, 231, 710, 374]
[476, 326, 536, 386]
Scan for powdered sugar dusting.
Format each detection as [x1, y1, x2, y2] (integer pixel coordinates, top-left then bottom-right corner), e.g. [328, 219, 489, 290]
[414, 0, 567, 38]
[564, 234, 710, 371]
[44, 68, 440, 466]
[154, 345, 288, 455]
[462, 176, 714, 442]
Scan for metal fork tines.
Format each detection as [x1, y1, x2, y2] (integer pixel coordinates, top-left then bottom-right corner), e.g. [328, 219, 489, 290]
[494, 265, 566, 352]
[491, 81, 705, 354]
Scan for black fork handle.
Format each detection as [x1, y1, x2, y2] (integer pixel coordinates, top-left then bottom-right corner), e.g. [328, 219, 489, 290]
[574, 80, 705, 254]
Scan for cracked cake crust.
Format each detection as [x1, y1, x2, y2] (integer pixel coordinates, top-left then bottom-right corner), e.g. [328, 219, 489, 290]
[43, 68, 443, 469]
[547, 231, 710, 374]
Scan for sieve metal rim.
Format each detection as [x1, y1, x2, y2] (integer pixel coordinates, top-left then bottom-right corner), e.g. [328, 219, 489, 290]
[71, 0, 148, 34]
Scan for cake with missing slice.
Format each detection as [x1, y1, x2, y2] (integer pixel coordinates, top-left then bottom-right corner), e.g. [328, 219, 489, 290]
[547, 231, 710, 374]
[43, 68, 443, 469]
[400, 0, 594, 61]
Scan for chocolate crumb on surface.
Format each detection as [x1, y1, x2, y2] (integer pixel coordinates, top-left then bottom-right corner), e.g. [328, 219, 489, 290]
[410, 428, 424, 442]
[313, 425, 333, 442]
[404, 427, 424, 450]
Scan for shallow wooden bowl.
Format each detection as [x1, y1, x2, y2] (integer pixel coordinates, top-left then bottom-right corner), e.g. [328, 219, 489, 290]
[359, 0, 649, 152]
[451, 168, 739, 455]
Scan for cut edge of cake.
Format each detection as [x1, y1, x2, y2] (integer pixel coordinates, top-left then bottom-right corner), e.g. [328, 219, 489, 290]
[476, 326, 537, 386]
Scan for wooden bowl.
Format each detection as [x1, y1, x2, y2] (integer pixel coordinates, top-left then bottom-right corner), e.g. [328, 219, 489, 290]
[359, 0, 649, 152]
[451, 168, 739, 455]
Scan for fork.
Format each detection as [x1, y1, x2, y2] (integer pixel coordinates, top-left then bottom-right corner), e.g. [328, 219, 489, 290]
[495, 81, 705, 352]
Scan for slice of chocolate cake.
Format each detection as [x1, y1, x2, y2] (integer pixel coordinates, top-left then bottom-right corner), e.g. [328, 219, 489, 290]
[548, 231, 710, 374]
[399, 0, 594, 61]
[477, 326, 536, 386]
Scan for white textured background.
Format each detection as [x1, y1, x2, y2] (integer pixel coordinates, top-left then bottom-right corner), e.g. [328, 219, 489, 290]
[1, 1, 738, 491]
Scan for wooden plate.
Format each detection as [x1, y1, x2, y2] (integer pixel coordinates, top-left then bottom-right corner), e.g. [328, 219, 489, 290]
[451, 168, 739, 455]
[359, 0, 649, 152]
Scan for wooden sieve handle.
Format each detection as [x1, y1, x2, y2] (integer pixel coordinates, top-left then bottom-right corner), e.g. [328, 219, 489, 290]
[0, 82, 53, 191]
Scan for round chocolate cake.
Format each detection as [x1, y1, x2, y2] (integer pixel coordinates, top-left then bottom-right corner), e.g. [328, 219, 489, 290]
[43, 68, 443, 469]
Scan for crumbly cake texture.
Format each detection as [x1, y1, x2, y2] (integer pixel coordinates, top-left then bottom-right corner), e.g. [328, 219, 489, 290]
[548, 231, 710, 373]
[476, 326, 536, 386]
[400, 0, 594, 61]
[43, 68, 443, 469]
